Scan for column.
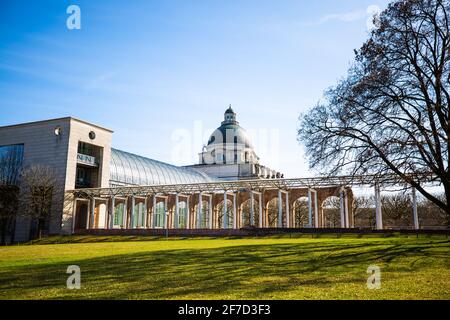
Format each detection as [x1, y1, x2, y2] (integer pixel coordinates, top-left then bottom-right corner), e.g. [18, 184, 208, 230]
[197, 192, 202, 229]
[285, 191, 290, 228]
[314, 190, 319, 228]
[375, 182, 383, 230]
[90, 198, 95, 229]
[278, 189, 283, 228]
[122, 198, 127, 228]
[258, 193, 263, 228]
[144, 197, 148, 228]
[339, 189, 345, 228]
[412, 188, 419, 230]
[186, 196, 191, 229]
[130, 196, 135, 229]
[175, 194, 179, 229]
[209, 195, 213, 229]
[233, 193, 237, 229]
[164, 198, 168, 229]
[308, 189, 313, 228]
[85, 199, 90, 229]
[72, 198, 78, 233]
[344, 190, 349, 228]
[250, 191, 255, 226]
[223, 191, 228, 229]
[152, 195, 157, 228]
[109, 196, 115, 229]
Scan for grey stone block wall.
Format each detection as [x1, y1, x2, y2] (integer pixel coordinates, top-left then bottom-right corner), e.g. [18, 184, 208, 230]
[0, 117, 112, 242]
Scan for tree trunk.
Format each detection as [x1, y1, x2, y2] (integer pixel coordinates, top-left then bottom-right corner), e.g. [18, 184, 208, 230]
[1, 219, 6, 245]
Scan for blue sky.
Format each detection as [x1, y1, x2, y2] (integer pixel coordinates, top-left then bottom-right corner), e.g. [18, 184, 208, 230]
[0, 0, 391, 177]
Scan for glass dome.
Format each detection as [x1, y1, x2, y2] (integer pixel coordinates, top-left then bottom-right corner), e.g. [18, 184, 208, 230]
[109, 148, 213, 186]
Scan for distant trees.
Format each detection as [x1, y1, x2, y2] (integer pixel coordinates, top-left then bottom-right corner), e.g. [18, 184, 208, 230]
[353, 196, 376, 228]
[293, 198, 309, 227]
[322, 197, 341, 227]
[298, 0, 450, 215]
[350, 193, 447, 228]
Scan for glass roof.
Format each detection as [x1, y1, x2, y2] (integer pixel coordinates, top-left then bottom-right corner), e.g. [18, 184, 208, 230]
[110, 148, 213, 186]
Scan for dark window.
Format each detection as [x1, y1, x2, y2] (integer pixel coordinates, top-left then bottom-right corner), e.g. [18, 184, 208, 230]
[0, 144, 24, 185]
[78, 142, 94, 156]
[75, 166, 92, 188]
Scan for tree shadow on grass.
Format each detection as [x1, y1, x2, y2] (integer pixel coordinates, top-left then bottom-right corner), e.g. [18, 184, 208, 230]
[0, 240, 449, 299]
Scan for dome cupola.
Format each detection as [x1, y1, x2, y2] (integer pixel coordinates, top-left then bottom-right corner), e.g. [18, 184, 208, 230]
[222, 105, 237, 125]
[200, 106, 259, 165]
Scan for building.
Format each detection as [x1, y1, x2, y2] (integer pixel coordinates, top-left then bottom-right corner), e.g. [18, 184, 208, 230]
[186, 106, 283, 180]
[0, 108, 354, 242]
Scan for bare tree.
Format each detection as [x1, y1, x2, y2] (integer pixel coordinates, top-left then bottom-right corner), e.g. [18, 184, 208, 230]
[293, 198, 309, 227]
[381, 193, 413, 227]
[0, 146, 23, 186]
[0, 185, 19, 244]
[19, 165, 59, 239]
[298, 0, 450, 215]
[418, 192, 449, 226]
[323, 197, 341, 227]
[353, 196, 376, 228]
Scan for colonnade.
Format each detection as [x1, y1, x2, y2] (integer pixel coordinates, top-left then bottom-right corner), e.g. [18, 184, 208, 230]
[73, 185, 357, 231]
[71, 183, 423, 231]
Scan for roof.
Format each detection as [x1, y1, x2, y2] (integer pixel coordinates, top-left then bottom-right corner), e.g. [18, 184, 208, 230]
[225, 106, 235, 114]
[207, 123, 253, 148]
[109, 148, 214, 186]
[0, 117, 114, 133]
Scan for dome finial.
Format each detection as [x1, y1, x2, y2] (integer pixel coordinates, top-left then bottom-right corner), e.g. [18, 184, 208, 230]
[225, 104, 235, 114]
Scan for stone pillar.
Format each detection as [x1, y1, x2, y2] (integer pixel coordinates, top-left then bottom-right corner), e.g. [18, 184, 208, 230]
[197, 192, 203, 229]
[412, 188, 419, 230]
[308, 189, 313, 228]
[130, 196, 135, 229]
[314, 191, 319, 228]
[340, 189, 345, 228]
[109, 196, 115, 229]
[258, 193, 263, 228]
[122, 198, 127, 228]
[285, 191, 290, 228]
[186, 196, 190, 229]
[164, 198, 168, 229]
[374, 182, 383, 230]
[90, 198, 95, 229]
[209, 195, 213, 229]
[152, 195, 157, 228]
[233, 193, 237, 229]
[175, 194, 179, 229]
[223, 191, 228, 229]
[278, 189, 283, 228]
[344, 190, 349, 228]
[143, 197, 148, 228]
[250, 191, 255, 226]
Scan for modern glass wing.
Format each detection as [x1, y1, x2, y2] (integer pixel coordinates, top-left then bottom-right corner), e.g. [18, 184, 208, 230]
[110, 148, 213, 186]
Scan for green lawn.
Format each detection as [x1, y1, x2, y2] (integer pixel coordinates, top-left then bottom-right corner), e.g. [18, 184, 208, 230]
[0, 235, 449, 299]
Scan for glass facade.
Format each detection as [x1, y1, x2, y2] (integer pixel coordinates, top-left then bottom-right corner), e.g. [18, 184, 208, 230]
[177, 201, 187, 228]
[154, 202, 165, 228]
[113, 202, 125, 227]
[132, 201, 146, 228]
[0, 144, 24, 185]
[110, 148, 213, 186]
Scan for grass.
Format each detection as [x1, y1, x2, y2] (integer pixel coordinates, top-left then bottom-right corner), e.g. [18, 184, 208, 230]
[0, 235, 449, 299]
